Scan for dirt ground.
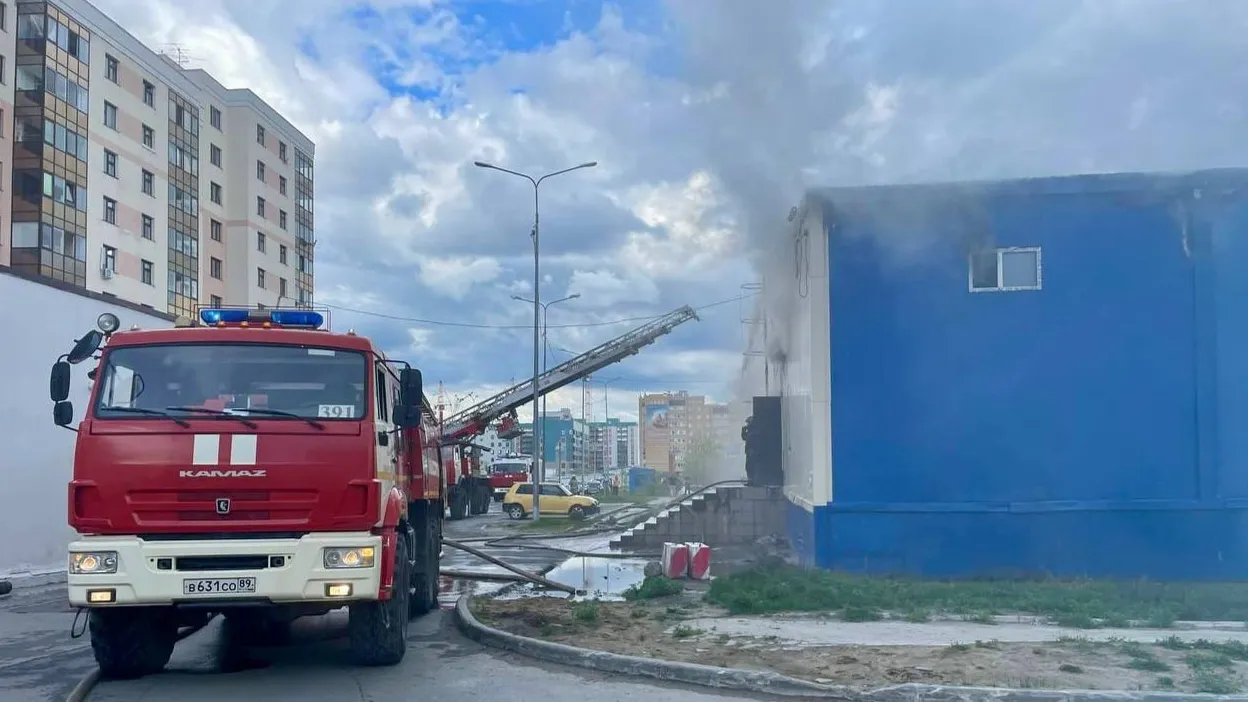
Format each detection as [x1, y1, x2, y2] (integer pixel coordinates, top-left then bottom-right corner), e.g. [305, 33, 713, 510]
[472, 594, 1248, 693]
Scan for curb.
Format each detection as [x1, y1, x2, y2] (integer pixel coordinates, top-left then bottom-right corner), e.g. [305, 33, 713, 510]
[65, 668, 100, 702]
[453, 595, 1248, 702]
[453, 594, 848, 698]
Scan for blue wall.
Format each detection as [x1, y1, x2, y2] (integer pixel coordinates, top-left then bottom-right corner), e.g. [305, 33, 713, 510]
[809, 169, 1248, 580]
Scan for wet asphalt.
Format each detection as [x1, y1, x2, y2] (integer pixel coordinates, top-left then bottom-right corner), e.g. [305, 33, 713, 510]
[0, 503, 755, 702]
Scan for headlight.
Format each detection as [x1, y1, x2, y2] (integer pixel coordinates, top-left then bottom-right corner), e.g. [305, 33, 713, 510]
[323, 547, 375, 569]
[70, 551, 118, 575]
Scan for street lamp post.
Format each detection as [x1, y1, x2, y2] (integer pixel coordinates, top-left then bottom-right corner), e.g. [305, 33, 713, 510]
[512, 292, 580, 484]
[476, 159, 597, 521]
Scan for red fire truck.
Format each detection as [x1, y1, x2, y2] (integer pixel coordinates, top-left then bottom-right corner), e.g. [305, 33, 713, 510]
[487, 453, 533, 501]
[441, 441, 492, 519]
[49, 308, 444, 679]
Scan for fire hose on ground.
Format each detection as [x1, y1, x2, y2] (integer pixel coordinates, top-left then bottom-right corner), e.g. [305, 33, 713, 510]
[450, 478, 749, 560]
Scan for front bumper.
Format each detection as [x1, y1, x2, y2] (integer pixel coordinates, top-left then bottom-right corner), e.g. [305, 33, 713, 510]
[67, 533, 383, 608]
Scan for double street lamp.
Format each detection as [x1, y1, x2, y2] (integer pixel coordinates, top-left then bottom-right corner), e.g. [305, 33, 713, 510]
[512, 293, 580, 486]
[474, 159, 597, 521]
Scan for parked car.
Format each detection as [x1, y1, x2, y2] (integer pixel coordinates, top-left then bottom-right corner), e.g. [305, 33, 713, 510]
[502, 482, 601, 520]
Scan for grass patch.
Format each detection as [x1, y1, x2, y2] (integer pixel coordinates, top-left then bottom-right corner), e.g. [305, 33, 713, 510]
[671, 625, 703, 639]
[572, 601, 600, 623]
[705, 565, 1248, 624]
[623, 576, 685, 602]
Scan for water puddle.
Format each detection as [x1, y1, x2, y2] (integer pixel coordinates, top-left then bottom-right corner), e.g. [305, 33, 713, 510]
[538, 557, 651, 601]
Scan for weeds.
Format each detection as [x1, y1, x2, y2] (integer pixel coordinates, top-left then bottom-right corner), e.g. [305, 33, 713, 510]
[624, 576, 685, 601]
[705, 565, 1248, 625]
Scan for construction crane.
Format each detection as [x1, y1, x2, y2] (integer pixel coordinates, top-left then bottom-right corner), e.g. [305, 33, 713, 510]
[440, 305, 700, 445]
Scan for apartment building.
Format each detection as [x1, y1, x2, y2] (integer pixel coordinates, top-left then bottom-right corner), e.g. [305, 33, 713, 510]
[638, 391, 715, 472]
[588, 418, 638, 473]
[0, 0, 314, 317]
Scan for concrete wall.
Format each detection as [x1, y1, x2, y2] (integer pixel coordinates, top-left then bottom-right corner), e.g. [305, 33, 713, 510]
[794, 168, 1248, 580]
[0, 270, 172, 574]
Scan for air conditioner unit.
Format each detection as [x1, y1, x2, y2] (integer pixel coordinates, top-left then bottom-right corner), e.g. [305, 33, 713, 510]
[100, 265, 114, 279]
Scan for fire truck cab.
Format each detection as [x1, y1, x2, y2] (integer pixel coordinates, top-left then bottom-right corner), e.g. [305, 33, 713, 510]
[50, 309, 444, 679]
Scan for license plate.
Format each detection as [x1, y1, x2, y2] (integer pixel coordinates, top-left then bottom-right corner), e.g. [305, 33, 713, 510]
[182, 577, 257, 596]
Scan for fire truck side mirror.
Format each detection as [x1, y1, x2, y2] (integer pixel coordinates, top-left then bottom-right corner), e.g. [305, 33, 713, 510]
[53, 401, 74, 427]
[399, 368, 423, 410]
[66, 330, 103, 365]
[50, 361, 71, 402]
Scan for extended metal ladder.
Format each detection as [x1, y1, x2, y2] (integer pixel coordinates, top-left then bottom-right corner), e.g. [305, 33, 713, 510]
[440, 305, 699, 442]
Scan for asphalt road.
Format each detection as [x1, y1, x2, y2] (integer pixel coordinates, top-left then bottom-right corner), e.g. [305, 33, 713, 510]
[0, 503, 743, 702]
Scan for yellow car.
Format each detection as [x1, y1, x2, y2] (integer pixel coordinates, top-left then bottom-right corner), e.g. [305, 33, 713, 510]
[502, 482, 601, 520]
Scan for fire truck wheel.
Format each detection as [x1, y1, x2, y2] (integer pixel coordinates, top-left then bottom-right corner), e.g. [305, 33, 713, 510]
[449, 490, 468, 520]
[88, 607, 177, 679]
[409, 511, 440, 617]
[348, 528, 410, 666]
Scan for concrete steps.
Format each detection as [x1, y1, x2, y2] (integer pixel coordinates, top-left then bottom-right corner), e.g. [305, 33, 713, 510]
[610, 485, 785, 552]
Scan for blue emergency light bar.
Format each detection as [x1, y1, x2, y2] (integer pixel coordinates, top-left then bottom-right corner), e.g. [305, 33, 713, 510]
[198, 308, 325, 329]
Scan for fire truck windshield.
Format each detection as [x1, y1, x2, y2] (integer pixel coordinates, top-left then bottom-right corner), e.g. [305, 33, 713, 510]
[491, 461, 528, 475]
[93, 343, 370, 421]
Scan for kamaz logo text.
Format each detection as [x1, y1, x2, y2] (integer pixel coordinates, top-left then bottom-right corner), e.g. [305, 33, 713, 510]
[179, 469, 267, 478]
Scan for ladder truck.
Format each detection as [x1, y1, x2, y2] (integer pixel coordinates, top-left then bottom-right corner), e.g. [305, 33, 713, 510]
[438, 305, 700, 515]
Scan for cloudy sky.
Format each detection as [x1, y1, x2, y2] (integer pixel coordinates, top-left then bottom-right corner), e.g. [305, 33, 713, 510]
[93, 0, 1248, 423]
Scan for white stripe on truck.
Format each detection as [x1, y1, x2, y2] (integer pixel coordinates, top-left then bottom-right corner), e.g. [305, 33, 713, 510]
[192, 434, 220, 465]
[230, 435, 257, 465]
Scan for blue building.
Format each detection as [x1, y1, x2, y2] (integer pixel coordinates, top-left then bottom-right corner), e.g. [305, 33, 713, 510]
[774, 168, 1248, 580]
[520, 409, 587, 475]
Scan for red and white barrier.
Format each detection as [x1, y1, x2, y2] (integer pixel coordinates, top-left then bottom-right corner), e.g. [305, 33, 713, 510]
[686, 542, 711, 580]
[661, 542, 689, 579]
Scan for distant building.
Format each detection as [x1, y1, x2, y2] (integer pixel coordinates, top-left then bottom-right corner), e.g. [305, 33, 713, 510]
[638, 391, 714, 473]
[519, 408, 588, 477]
[588, 418, 638, 473]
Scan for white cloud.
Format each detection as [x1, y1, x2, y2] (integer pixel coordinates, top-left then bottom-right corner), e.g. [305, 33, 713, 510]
[416, 256, 503, 300]
[91, 0, 1248, 431]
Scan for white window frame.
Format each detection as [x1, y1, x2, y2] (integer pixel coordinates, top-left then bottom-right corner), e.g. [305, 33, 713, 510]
[968, 246, 1043, 293]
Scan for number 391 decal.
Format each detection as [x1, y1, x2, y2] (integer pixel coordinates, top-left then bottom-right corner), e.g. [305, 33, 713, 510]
[317, 404, 355, 418]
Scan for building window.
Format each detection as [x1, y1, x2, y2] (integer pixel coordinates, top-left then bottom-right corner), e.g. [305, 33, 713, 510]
[105, 55, 118, 82]
[104, 150, 117, 177]
[279, 141, 287, 162]
[210, 106, 221, 130]
[210, 257, 222, 279]
[0, 55, 6, 84]
[210, 294, 223, 306]
[256, 124, 265, 145]
[279, 210, 287, 230]
[210, 182, 222, 204]
[969, 247, 1043, 292]
[0, 3, 7, 31]
[256, 196, 265, 217]
[257, 268, 266, 288]
[256, 160, 265, 181]
[102, 245, 117, 272]
[142, 214, 154, 239]
[210, 218, 222, 241]
[142, 125, 154, 148]
[279, 244, 287, 265]
[279, 176, 287, 195]
[104, 102, 117, 129]
[143, 81, 154, 107]
[210, 144, 221, 167]
[279, 277, 288, 298]
[103, 196, 117, 224]
[141, 260, 153, 285]
[257, 231, 266, 252]
[141, 169, 154, 196]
